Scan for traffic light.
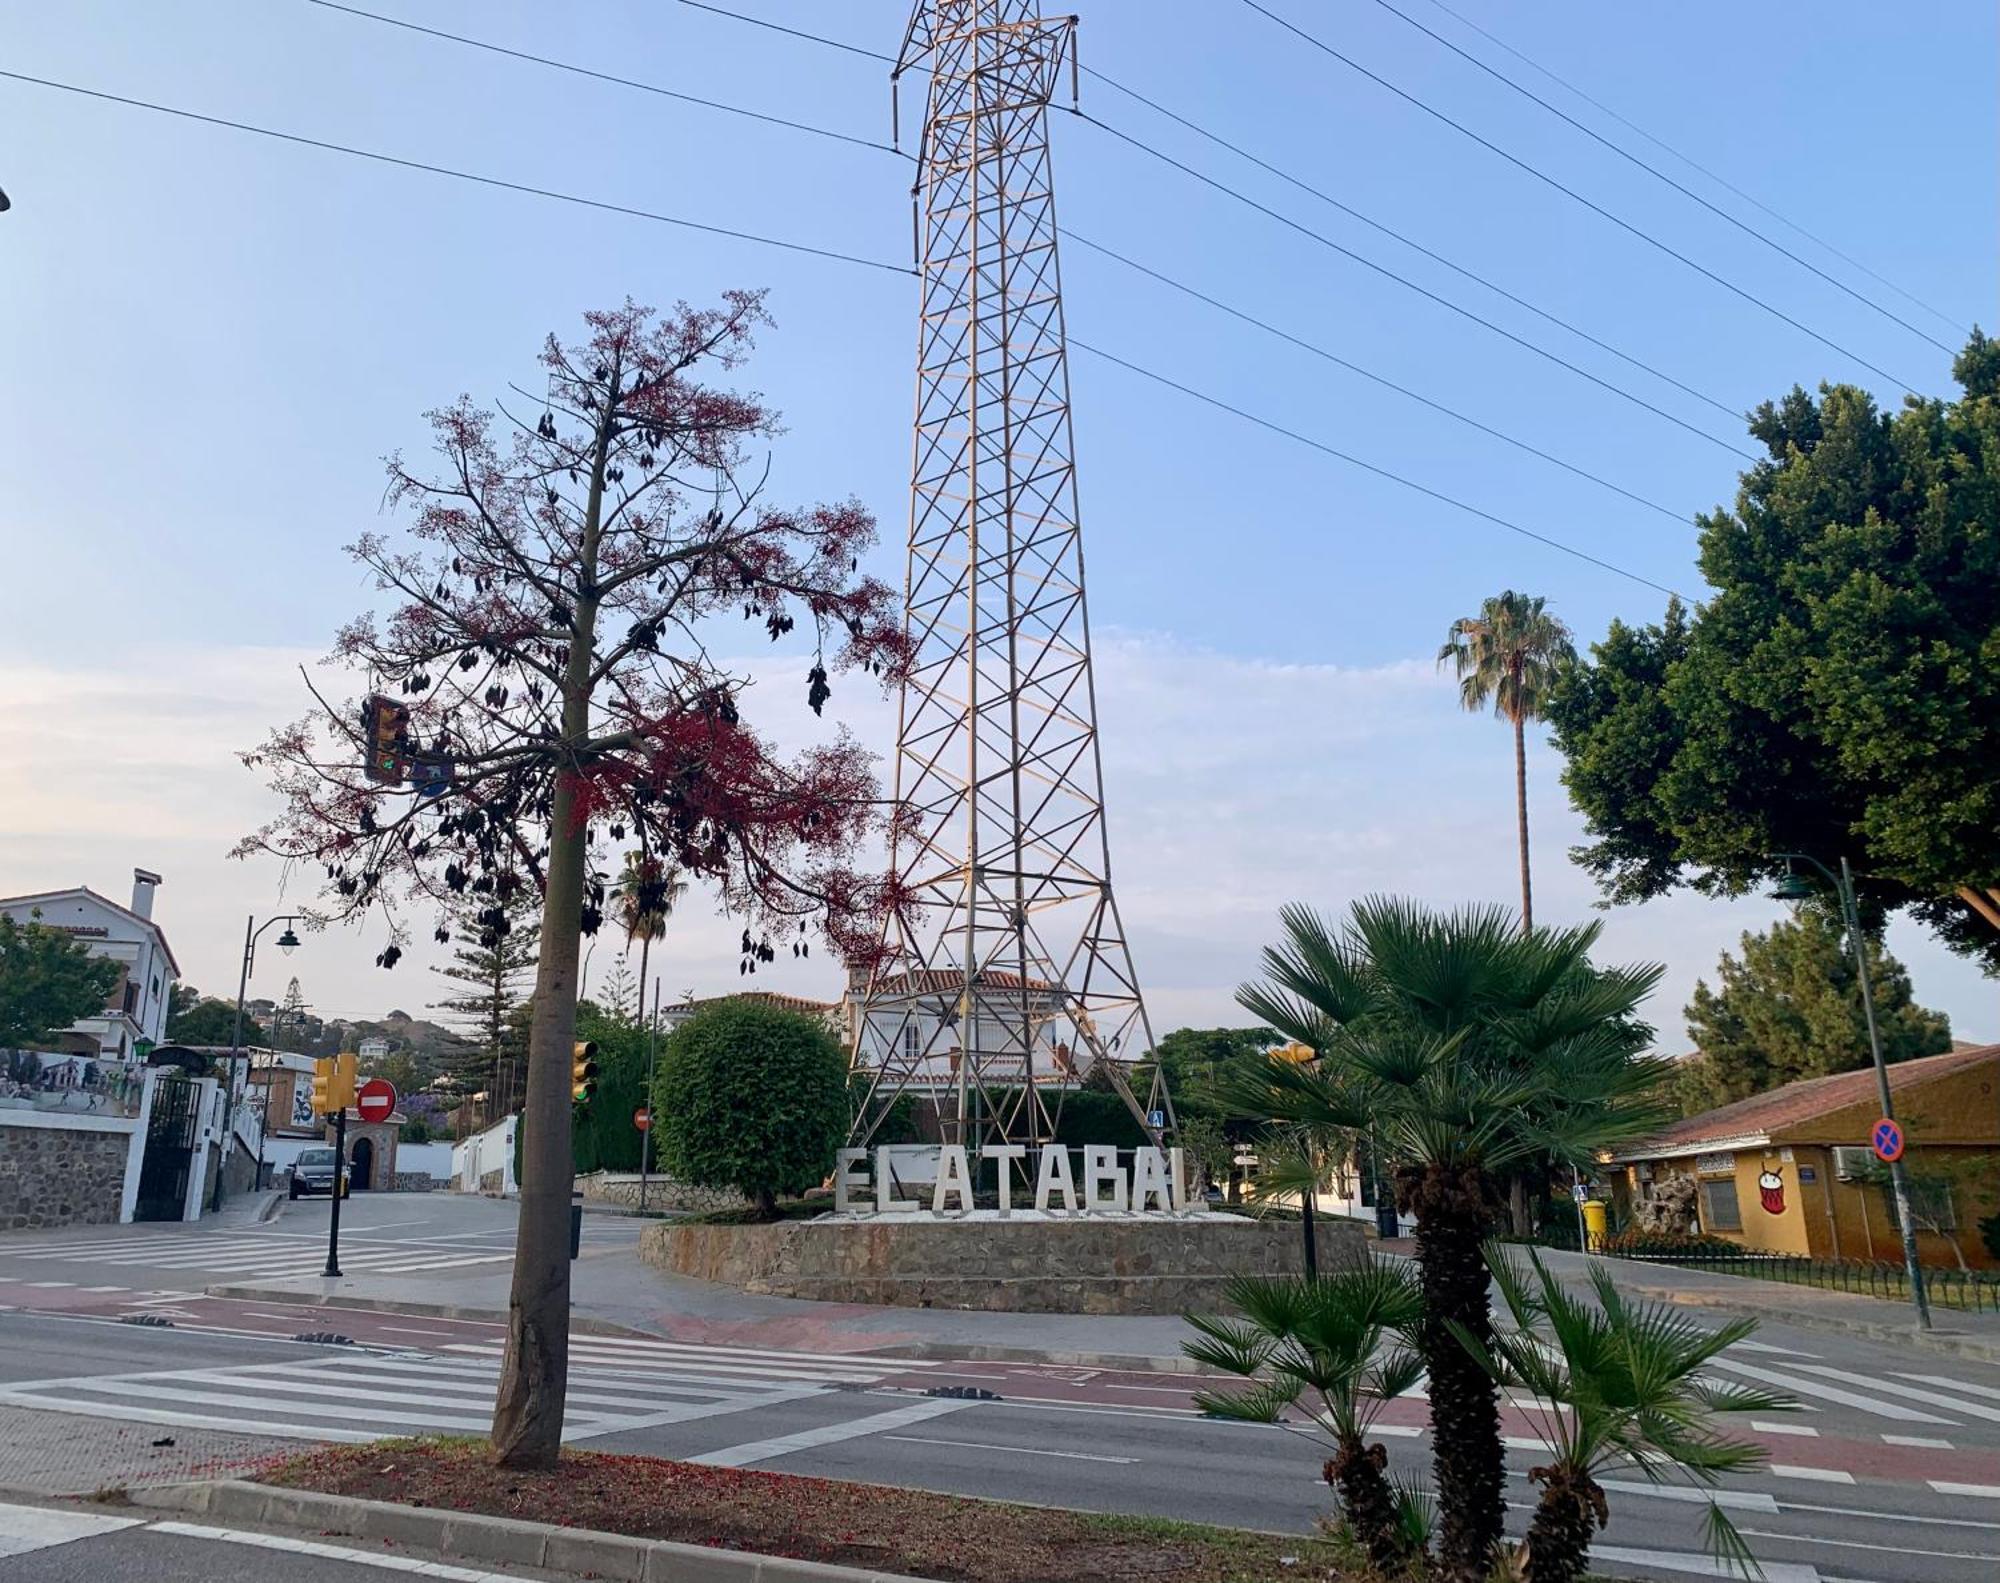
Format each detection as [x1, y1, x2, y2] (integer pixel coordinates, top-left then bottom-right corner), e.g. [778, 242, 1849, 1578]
[332, 1053, 359, 1111]
[309, 1058, 335, 1116]
[361, 693, 410, 785]
[572, 1041, 600, 1105]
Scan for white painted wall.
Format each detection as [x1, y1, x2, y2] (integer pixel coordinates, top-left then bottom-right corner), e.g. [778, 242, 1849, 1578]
[397, 1141, 453, 1180]
[452, 1115, 517, 1195]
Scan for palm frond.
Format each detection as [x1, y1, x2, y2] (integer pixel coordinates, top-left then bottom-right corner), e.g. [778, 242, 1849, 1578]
[1192, 1378, 1300, 1424]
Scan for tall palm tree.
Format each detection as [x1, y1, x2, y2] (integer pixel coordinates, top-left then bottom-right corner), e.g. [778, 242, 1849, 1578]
[1185, 1261, 1427, 1572]
[611, 852, 686, 1027]
[1438, 591, 1576, 933]
[1220, 898, 1667, 1583]
[1455, 1249, 1795, 1583]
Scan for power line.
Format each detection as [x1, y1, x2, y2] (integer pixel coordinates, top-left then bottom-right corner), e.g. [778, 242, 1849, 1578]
[0, 69, 913, 277]
[1362, 0, 1955, 353]
[1063, 230, 1687, 521]
[1077, 111, 1755, 462]
[1239, 0, 1921, 394]
[296, 1, 1739, 498]
[1081, 62, 1745, 424]
[1414, 0, 1968, 335]
[675, 0, 894, 65]
[1069, 336, 1687, 600]
[304, 1, 898, 155]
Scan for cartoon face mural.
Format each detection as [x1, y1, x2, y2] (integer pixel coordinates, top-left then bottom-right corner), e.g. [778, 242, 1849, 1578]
[1757, 1169, 1785, 1215]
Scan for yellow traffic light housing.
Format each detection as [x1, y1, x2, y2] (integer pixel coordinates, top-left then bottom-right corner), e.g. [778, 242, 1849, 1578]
[572, 1041, 600, 1105]
[361, 694, 411, 785]
[309, 1058, 334, 1116]
[332, 1052, 358, 1111]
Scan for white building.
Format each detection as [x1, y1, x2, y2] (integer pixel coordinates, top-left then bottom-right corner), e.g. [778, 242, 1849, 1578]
[0, 870, 180, 1060]
[357, 1035, 391, 1061]
[845, 967, 1081, 1094]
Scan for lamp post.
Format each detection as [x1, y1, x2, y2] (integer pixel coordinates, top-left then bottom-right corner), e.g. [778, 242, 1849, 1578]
[219, 914, 301, 1209]
[1773, 854, 1931, 1329]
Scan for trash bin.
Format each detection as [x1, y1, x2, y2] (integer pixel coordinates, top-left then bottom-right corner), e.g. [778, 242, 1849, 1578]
[1581, 1199, 1608, 1251]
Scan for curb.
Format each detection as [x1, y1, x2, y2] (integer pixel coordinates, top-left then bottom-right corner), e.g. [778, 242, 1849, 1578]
[256, 1193, 285, 1225]
[886, 1339, 1203, 1375]
[124, 1479, 939, 1583]
[199, 1287, 659, 1341]
[1615, 1282, 2000, 1364]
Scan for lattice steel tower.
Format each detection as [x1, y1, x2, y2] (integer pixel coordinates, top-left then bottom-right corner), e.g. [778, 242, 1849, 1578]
[851, 1, 1171, 1149]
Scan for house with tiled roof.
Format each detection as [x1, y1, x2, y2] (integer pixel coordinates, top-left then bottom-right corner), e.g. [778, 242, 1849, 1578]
[0, 870, 180, 1061]
[1604, 1044, 2000, 1269]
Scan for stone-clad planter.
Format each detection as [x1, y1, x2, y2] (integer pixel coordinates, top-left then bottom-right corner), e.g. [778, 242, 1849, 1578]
[639, 1214, 1365, 1314]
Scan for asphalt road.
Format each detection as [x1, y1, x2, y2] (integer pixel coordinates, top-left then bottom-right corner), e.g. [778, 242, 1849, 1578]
[0, 1299, 1994, 1583]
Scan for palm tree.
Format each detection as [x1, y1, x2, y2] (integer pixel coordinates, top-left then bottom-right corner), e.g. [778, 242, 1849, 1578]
[1185, 1261, 1426, 1572]
[1438, 591, 1576, 934]
[1220, 898, 1667, 1583]
[611, 852, 686, 1026]
[1454, 1249, 1795, 1583]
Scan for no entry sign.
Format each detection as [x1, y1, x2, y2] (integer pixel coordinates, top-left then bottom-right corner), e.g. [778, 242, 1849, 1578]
[633, 1105, 652, 1133]
[1870, 1117, 1905, 1164]
[356, 1077, 398, 1124]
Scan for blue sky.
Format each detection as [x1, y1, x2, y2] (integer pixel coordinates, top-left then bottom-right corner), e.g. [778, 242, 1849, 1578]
[2, 2, 1994, 1044]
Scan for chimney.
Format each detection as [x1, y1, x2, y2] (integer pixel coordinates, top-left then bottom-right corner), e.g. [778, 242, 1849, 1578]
[131, 868, 163, 920]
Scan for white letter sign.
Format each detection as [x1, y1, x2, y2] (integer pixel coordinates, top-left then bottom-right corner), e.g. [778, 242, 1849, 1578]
[834, 1148, 869, 1214]
[986, 1143, 1026, 1216]
[1035, 1144, 1078, 1212]
[1131, 1146, 1173, 1212]
[1082, 1145, 1128, 1213]
[932, 1144, 974, 1215]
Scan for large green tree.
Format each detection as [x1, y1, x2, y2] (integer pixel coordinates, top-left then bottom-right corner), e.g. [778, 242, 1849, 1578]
[1439, 591, 1577, 933]
[164, 985, 266, 1048]
[1673, 909, 1950, 1115]
[430, 884, 538, 1115]
[0, 913, 123, 1049]
[1549, 334, 2000, 959]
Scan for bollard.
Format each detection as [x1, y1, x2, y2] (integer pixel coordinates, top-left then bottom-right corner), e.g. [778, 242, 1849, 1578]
[569, 1200, 582, 1261]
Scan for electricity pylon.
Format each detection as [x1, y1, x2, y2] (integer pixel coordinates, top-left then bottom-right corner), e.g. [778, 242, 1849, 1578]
[850, 1, 1171, 1150]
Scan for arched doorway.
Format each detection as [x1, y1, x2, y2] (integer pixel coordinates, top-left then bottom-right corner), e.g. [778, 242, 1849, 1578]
[350, 1135, 375, 1191]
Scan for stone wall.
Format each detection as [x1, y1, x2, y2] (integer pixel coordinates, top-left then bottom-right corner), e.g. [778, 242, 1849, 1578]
[389, 1171, 436, 1192]
[0, 1124, 130, 1230]
[639, 1213, 1366, 1315]
[478, 1168, 506, 1196]
[577, 1170, 748, 1216]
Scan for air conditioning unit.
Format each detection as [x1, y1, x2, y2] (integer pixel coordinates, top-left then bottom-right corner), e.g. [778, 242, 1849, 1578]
[1831, 1146, 1874, 1181]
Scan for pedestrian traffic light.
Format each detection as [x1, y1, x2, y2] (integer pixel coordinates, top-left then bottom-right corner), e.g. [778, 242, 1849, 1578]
[309, 1058, 334, 1116]
[361, 693, 410, 785]
[572, 1041, 600, 1105]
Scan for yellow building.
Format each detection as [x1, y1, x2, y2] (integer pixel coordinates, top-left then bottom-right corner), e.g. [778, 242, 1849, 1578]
[1605, 1045, 2000, 1270]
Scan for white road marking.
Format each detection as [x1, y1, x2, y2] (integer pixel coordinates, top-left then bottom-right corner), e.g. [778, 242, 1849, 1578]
[1881, 1434, 1954, 1449]
[1790, 1365, 2000, 1424]
[379, 1324, 453, 1336]
[1898, 1374, 2000, 1405]
[1737, 1526, 2000, 1564]
[1592, 1543, 1820, 1583]
[1731, 1340, 1818, 1359]
[1930, 1481, 2000, 1499]
[885, 1433, 1138, 1463]
[1705, 1357, 1954, 1423]
[0, 1502, 141, 1559]
[147, 1518, 533, 1578]
[1590, 1479, 1778, 1513]
[1751, 1420, 1819, 1436]
[1769, 1464, 1856, 1485]
[23, 1281, 76, 1289]
[692, 1397, 977, 1467]
[1782, 1498, 2000, 1531]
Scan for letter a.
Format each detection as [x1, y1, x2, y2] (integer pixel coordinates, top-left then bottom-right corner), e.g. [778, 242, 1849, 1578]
[1035, 1145, 1077, 1213]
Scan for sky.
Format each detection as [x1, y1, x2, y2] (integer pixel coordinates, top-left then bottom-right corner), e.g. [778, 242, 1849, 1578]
[2, 2, 1995, 1049]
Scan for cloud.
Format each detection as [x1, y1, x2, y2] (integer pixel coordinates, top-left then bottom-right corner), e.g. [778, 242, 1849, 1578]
[0, 635, 1988, 1049]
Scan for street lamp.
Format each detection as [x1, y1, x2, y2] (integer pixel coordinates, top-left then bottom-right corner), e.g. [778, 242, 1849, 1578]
[218, 912, 304, 1207]
[1772, 853, 1931, 1329]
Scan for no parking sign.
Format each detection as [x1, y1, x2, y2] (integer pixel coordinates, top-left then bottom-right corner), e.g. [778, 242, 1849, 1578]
[1870, 1117, 1905, 1163]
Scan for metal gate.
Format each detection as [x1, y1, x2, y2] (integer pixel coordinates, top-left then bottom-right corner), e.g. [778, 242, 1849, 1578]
[134, 1075, 200, 1221]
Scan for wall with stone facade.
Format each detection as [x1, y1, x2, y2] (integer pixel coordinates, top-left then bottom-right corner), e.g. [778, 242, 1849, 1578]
[577, 1171, 749, 1216]
[0, 1123, 131, 1230]
[640, 1213, 1366, 1314]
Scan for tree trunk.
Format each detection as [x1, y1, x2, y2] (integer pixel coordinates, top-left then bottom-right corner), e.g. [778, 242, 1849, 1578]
[1522, 1464, 1606, 1583]
[1405, 1162, 1504, 1583]
[1508, 1173, 1532, 1239]
[1326, 1434, 1409, 1573]
[491, 359, 616, 1470]
[755, 1184, 779, 1221]
[1514, 711, 1533, 934]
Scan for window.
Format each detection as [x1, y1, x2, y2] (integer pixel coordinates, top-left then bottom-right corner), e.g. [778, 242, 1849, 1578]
[1701, 1178, 1743, 1232]
[1882, 1179, 1957, 1232]
[901, 1023, 922, 1059]
[121, 981, 139, 1016]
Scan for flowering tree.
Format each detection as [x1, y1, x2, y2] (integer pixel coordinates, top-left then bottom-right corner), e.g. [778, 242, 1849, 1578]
[238, 295, 908, 1467]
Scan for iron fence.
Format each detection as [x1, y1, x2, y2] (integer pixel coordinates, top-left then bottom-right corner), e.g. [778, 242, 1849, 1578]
[1610, 1248, 2000, 1314]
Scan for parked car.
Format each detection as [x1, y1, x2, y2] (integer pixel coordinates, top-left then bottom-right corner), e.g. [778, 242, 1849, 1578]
[289, 1146, 349, 1199]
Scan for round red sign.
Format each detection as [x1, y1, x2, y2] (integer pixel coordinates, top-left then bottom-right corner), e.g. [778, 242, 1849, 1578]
[633, 1106, 652, 1132]
[356, 1077, 397, 1124]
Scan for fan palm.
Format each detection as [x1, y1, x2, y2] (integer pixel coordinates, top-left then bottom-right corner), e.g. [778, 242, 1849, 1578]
[1438, 590, 1575, 934]
[1185, 1260, 1426, 1572]
[1219, 897, 1667, 1583]
[1454, 1249, 1796, 1583]
[611, 852, 687, 1024]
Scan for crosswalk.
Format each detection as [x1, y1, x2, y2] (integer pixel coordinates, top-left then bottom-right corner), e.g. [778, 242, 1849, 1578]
[0, 1228, 521, 1281]
[0, 1333, 937, 1445]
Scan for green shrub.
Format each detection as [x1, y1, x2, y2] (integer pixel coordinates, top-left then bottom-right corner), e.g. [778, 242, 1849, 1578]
[1598, 1229, 1742, 1258]
[653, 1000, 848, 1217]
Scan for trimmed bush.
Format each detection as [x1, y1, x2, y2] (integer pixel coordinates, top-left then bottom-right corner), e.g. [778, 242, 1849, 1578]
[1598, 1229, 1742, 1258]
[653, 999, 848, 1218]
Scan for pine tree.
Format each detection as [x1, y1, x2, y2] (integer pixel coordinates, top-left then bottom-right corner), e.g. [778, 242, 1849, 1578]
[430, 883, 539, 1116]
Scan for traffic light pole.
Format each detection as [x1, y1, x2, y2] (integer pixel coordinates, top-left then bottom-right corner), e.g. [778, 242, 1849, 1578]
[323, 1108, 346, 1278]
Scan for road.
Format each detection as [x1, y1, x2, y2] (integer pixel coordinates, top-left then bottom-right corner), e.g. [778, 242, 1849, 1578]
[1, 1205, 1997, 1583]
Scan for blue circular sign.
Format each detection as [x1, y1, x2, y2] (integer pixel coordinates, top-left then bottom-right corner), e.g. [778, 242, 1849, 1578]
[1870, 1117, 1905, 1163]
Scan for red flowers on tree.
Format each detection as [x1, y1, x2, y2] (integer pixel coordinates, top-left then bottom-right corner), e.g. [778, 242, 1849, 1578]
[238, 294, 910, 1467]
